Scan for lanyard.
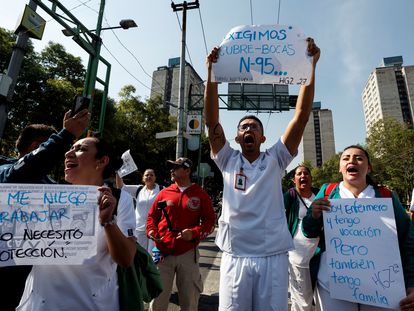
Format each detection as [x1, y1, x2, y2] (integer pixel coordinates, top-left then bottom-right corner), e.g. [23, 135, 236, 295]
[294, 189, 311, 209]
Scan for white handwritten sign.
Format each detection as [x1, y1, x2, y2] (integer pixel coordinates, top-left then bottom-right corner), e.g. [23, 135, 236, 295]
[323, 198, 405, 309]
[0, 184, 100, 265]
[212, 24, 312, 85]
[118, 149, 138, 178]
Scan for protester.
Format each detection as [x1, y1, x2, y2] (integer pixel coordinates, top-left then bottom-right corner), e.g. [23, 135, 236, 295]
[117, 168, 164, 253]
[284, 165, 320, 311]
[302, 145, 414, 310]
[146, 157, 215, 311]
[203, 38, 320, 311]
[17, 137, 136, 310]
[0, 109, 89, 311]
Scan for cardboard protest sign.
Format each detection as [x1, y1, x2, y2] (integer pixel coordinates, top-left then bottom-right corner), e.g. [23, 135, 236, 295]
[212, 24, 312, 85]
[0, 184, 100, 265]
[118, 149, 138, 178]
[323, 198, 406, 309]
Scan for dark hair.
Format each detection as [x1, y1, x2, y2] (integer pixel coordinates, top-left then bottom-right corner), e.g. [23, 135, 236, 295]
[93, 138, 123, 179]
[341, 145, 376, 186]
[237, 115, 264, 134]
[293, 164, 311, 176]
[16, 124, 57, 154]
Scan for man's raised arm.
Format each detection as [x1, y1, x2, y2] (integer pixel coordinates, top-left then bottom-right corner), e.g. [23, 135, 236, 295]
[283, 38, 321, 156]
[204, 47, 226, 155]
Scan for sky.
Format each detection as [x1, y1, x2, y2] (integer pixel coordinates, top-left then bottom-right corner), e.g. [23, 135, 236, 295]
[2, 0, 414, 169]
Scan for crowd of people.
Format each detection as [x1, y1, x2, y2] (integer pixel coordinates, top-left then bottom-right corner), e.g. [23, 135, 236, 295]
[1, 36, 414, 311]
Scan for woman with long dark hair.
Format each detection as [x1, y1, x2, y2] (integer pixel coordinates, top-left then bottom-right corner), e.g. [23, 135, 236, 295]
[302, 145, 414, 310]
[17, 137, 136, 311]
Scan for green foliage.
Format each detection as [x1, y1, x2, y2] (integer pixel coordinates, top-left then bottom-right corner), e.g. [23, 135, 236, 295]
[40, 42, 85, 88]
[366, 118, 414, 205]
[311, 153, 342, 188]
[0, 31, 86, 155]
[106, 87, 177, 183]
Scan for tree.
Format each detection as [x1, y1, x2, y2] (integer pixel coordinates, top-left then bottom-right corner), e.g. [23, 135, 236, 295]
[40, 42, 85, 88]
[0, 35, 86, 156]
[366, 118, 414, 206]
[109, 87, 177, 183]
[311, 153, 342, 188]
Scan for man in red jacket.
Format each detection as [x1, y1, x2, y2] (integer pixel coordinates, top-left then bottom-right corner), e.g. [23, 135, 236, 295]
[147, 157, 215, 311]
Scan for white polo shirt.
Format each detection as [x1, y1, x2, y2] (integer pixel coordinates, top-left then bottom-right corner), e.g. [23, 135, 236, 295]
[18, 189, 136, 311]
[212, 139, 294, 257]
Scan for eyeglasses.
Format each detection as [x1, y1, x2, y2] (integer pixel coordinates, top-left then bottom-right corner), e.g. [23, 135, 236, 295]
[237, 123, 260, 132]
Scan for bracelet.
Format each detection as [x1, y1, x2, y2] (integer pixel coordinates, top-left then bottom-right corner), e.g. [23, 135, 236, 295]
[100, 215, 117, 227]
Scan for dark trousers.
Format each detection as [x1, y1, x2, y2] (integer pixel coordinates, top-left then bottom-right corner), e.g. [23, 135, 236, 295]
[0, 265, 32, 311]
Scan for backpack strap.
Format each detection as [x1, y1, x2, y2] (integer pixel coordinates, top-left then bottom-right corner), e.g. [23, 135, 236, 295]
[288, 187, 296, 201]
[108, 186, 122, 216]
[135, 185, 144, 198]
[324, 183, 339, 199]
[377, 186, 392, 198]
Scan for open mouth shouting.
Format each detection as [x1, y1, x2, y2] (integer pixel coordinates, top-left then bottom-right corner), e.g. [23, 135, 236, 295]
[346, 165, 359, 176]
[243, 134, 255, 146]
[65, 160, 78, 172]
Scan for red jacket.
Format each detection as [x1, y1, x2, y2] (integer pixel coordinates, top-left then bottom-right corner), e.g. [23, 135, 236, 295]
[146, 183, 215, 256]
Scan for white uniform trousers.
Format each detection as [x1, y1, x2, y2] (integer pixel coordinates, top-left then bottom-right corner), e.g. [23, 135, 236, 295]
[289, 263, 317, 311]
[219, 252, 289, 311]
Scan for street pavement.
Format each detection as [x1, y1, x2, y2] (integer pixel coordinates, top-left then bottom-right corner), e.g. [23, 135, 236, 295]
[146, 228, 294, 310]
[145, 229, 221, 310]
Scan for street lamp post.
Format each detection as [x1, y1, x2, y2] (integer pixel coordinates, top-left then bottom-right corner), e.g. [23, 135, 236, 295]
[62, 19, 137, 36]
[63, 14, 137, 136]
[2, 0, 137, 139]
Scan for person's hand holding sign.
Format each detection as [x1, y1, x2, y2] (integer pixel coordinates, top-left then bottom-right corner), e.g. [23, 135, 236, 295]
[306, 37, 320, 67]
[98, 186, 117, 227]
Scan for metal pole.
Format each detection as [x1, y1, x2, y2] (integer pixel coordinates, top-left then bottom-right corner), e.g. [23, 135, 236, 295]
[172, 0, 199, 159]
[175, 4, 187, 159]
[98, 58, 111, 136]
[83, 0, 105, 112]
[0, 0, 37, 139]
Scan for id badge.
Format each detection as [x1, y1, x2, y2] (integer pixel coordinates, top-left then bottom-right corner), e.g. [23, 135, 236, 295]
[234, 173, 247, 191]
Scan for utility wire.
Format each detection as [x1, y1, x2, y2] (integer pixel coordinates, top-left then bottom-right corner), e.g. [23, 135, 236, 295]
[75, 0, 166, 96]
[277, 0, 281, 24]
[249, 0, 254, 24]
[174, 11, 194, 66]
[197, 7, 209, 55]
[14, 0, 95, 38]
[101, 43, 153, 92]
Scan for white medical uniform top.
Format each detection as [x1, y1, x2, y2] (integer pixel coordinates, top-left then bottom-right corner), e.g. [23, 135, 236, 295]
[288, 194, 319, 267]
[17, 189, 136, 311]
[123, 184, 161, 231]
[212, 139, 294, 257]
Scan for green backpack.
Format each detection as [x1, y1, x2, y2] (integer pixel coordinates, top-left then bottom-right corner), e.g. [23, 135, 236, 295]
[112, 188, 163, 311]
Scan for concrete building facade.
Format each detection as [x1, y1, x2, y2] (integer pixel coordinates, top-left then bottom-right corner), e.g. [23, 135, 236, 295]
[362, 56, 414, 133]
[150, 57, 204, 116]
[301, 102, 336, 167]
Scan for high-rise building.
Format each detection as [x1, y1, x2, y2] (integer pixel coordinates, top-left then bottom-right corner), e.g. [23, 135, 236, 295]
[362, 56, 414, 133]
[150, 57, 204, 115]
[301, 102, 335, 167]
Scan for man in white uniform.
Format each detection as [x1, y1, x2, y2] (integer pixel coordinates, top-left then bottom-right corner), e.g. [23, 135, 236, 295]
[204, 38, 320, 311]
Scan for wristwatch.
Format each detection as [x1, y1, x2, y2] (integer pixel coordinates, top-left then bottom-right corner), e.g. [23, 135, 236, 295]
[100, 215, 117, 227]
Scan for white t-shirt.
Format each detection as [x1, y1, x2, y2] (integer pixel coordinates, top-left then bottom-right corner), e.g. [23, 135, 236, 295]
[17, 189, 136, 311]
[123, 184, 162, 231]
[410, 188, 414, 212]
[289, 194, 319, 267]
[212, 139, 294, 257]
